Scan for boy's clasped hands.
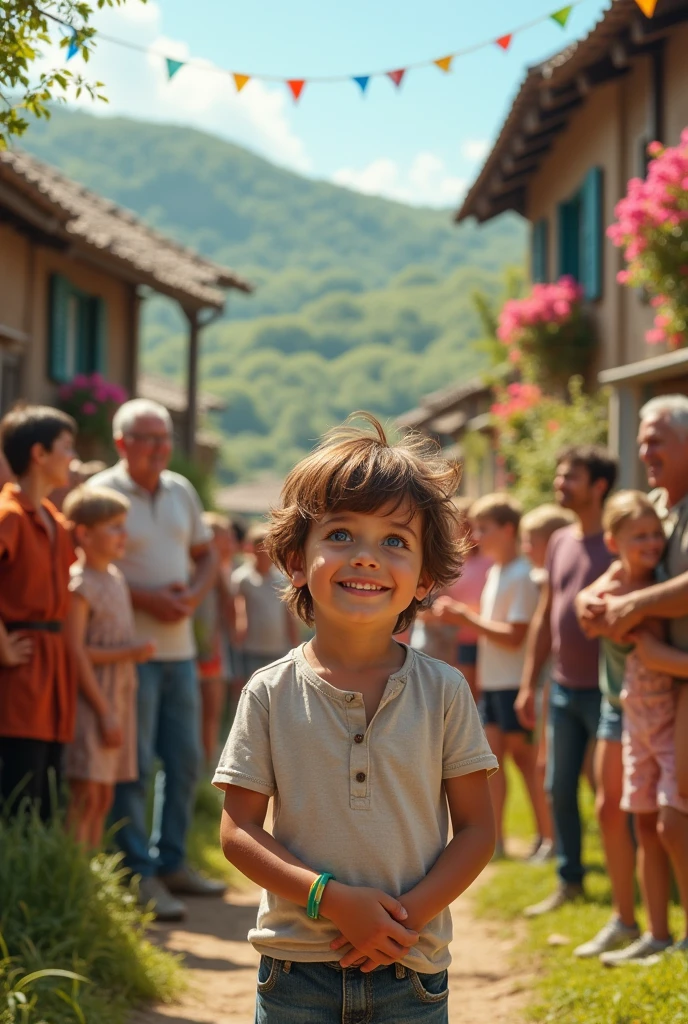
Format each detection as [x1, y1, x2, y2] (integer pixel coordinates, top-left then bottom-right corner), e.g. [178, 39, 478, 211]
[320, 881, 420, 972]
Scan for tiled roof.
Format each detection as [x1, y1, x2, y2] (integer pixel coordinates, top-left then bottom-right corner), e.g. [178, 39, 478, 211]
[137, 373, 226, 413]
[456, 0, 685, 222]
[0, 149, 252, 307]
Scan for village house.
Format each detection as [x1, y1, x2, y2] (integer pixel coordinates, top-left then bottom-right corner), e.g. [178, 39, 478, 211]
[0, 148, 251, 458]
[401, 0, 688, 490]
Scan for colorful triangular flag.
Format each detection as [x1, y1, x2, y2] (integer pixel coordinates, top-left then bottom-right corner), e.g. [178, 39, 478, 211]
[387, 69, 406, 88]
[634, 0, 658, 15]
[165, 58, 184, 80]
[496, 34, 513, 51]
[434, 56, 453, 73]
[233, 73, 250, 93]
[550, 5, 573, 27]
[65, 30, 79, 61]
[287, 79, 305, 101]
[352, 76, 370, 93]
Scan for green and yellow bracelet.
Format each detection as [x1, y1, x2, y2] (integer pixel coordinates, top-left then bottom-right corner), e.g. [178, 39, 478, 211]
[306, 872, 334, 920]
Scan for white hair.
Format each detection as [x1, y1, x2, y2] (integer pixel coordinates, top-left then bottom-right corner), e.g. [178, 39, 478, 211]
[639, 394, 688, 438]
[112, 399, 173, 438]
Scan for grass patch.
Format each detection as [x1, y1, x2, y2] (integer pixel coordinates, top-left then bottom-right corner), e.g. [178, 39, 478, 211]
[188, 781, 246, 889]
[474, 764, 688, 1024]
[0, 804, 182, 1024]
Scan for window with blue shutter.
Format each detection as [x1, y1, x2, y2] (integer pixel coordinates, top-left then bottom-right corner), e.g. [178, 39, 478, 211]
[531, 219, 549, 283]
[48, 274, 108, 381]
[557, 197, 581, 280]
[580, 166, 603, 302]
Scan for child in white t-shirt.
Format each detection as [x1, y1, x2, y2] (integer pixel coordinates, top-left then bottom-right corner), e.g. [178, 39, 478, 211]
[434, 493, 545, 859]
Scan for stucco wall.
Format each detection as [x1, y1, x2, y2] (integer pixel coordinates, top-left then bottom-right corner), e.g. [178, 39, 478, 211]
[526, 29, 688, 376]
[0, 228, 135, 405]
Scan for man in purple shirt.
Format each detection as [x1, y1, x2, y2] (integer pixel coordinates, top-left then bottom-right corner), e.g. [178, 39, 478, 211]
[516, 445, 617, 914]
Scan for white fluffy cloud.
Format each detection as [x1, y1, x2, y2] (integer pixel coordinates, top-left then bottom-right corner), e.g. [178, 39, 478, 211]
[461, 139, 490, 163]
[42, 2, 312, 173]
[332, 153, 467, 207]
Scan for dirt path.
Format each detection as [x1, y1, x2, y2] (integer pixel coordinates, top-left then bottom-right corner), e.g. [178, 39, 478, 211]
[129, 871, 531, 1024]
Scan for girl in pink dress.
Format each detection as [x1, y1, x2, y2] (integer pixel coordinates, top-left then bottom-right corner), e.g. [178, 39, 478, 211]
[63, 486, 155, 849]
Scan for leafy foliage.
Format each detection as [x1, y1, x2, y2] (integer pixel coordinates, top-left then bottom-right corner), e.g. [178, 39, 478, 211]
[19, 109, 526, 480]
[493, 376, 609, 509]
[0, 1, 134, 146]
[0, 804, 181, 1023]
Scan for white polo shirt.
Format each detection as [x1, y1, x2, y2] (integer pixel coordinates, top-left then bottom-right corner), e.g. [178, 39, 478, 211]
[88, 462, 212, 660]
[213, 644, 498, 973]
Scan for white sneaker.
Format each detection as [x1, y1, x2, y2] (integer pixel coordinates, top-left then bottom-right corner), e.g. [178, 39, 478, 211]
[528, 838, 556, 865]
[573, 916, 640, 958]
[600, 932, 672, 967]
[138, 876, 186, 922]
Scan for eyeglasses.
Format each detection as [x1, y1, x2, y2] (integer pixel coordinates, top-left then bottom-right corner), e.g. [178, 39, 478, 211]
[126, 432, 172, 447]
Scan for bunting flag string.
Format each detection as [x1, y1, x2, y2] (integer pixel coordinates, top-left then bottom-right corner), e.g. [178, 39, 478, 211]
[56, 0, 657, 104]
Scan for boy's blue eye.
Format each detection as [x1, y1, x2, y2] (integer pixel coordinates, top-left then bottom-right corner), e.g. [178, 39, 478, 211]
[327, 529, 351, 542]
[383, 535, 407, 549]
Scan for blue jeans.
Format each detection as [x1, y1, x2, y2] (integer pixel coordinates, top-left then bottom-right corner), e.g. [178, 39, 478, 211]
[255, 958, 449, 1024]
[111, 659, 201, 877]
[545, 681, 601, 885]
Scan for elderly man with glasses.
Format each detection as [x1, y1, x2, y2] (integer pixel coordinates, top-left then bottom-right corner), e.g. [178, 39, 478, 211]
[89, 399, 222, 920]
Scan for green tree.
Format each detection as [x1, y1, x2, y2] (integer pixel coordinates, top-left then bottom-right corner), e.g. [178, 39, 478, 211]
[1, 0, 135, 146]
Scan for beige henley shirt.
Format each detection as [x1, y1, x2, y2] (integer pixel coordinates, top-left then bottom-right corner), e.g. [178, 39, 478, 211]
[213, 643, 498, 973]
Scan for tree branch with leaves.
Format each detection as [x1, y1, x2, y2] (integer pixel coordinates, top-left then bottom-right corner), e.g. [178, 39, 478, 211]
[0, 0, 141, 147]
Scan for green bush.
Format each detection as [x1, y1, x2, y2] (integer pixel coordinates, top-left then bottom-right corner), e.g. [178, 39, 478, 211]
[0, 806, 181, 1024]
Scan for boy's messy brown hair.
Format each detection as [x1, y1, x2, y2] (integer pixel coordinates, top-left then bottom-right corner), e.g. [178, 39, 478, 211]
[470, 492, 523, 532]
[63, 485, 130, 528]
[265, 413, 464, 633]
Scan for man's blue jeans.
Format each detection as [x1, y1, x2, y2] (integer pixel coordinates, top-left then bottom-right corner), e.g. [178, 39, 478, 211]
[545, 681, 602, 885]
[255, 958, 449, 1024]
[112, 659, 201, 877]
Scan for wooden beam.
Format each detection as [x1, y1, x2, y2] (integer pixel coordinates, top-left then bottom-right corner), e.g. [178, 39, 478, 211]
[183, 307, 199, 459]
[650, 41, 665, 144]
[631, 7, 688, 44]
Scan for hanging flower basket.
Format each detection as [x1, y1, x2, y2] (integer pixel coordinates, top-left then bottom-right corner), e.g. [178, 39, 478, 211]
[496, 276, 596, 392]
[608, 130, 688, 349]
[58, 374, 128, 450]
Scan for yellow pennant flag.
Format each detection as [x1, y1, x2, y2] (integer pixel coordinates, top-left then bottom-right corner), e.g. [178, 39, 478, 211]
[634, 0, 658, 14]
[233, 73, 250, 92]
[434, 56, 453, 73]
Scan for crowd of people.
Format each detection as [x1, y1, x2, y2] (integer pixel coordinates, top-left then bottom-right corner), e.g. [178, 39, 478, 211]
[0, 398, 297, 922]
[0, 389, 687, 1017]
[416, 394, 688, 967]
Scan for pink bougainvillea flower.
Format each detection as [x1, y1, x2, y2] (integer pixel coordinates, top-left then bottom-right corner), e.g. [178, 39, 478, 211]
[82, 402, 98, 415]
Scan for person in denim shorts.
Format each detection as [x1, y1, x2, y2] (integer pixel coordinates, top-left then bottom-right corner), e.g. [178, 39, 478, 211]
[213, 416, 497, 1023]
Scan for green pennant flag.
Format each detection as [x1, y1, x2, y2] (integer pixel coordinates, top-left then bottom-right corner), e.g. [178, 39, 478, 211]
[550, 5, 573, 27]
[166, 58, 184, 80]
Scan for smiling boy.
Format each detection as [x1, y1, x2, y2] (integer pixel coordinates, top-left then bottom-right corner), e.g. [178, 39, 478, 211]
[213, 415, 497, 1024]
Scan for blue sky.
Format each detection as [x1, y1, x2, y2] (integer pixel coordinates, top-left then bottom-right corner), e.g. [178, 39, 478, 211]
[58, 0, 610, 205]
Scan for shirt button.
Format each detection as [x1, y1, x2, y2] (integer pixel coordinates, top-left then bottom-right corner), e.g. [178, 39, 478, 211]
[354, 734, 364, 744]
[356, 772, 366, 783]
[345, 694, 355, 703]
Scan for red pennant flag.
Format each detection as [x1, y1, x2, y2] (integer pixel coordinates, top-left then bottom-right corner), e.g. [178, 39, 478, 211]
[496, 34, 513, 51]
[287, 79, 305, 102]
[387, 69, 406, 88]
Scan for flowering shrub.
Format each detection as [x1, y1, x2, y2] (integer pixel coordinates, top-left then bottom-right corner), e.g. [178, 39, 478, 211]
[58, 373, 128, 443]
[496, 277, 596, 391]
[608, 130, 688, 348]
[491, 376, 609, 509]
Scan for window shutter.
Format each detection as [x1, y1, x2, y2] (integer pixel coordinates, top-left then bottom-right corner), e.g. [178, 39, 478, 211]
[531, 219, 549, 283]
[92, 297, 108, 374]
[580, 166, 603, 301]
[48, 274, 71, 383]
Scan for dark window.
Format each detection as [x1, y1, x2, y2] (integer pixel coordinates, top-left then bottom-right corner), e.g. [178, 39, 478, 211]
[48, 274, 107, 383]
[531, 218, 549, 283]
[556, 166, 604, 301]
[0, 350, 21, 416]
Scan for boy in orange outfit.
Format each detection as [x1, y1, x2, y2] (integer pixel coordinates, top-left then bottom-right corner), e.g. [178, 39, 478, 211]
[0, 406, 78, 819]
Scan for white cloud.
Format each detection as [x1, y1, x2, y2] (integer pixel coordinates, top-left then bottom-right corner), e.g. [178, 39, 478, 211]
[36, 1, 312, 173]
[332, 152, 466, 207]
[461, 139, 490, 163]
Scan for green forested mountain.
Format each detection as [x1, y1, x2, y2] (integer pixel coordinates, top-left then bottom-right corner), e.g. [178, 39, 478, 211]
[20, 109, 525, 480]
